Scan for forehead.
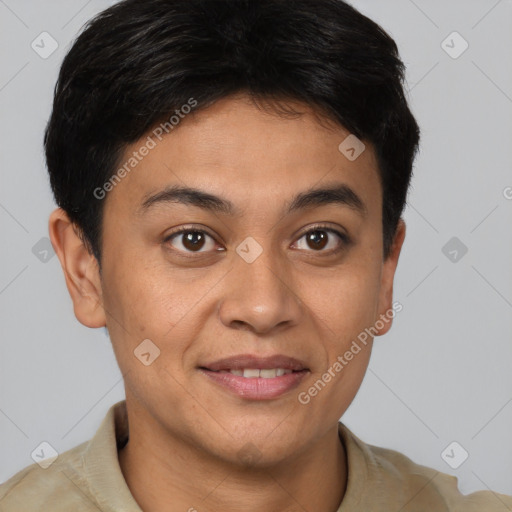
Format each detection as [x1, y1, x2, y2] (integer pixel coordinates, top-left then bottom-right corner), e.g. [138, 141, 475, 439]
[104, 94, 382, 219]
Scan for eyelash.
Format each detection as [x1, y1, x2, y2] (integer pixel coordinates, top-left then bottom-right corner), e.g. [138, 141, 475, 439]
[163, 224, 351, 256]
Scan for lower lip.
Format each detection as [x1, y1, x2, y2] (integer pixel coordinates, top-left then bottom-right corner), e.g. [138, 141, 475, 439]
[199, 369, 309, 400]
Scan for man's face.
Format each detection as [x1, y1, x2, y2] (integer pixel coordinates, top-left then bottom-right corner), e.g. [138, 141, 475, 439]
[83, 94, 402, 465]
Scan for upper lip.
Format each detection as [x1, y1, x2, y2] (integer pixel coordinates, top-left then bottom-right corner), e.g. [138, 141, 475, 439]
[200, 354, 309, 372]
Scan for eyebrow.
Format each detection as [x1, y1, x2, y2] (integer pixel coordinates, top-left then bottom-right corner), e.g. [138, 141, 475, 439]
[138, 182, 367, 218]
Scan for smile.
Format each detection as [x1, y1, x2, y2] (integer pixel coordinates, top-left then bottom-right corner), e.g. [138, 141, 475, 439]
[213, 368, 294, 378]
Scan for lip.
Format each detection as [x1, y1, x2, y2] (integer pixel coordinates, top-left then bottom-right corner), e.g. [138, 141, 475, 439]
[198, 354, 310, 400]
[201, 354, 308, 372]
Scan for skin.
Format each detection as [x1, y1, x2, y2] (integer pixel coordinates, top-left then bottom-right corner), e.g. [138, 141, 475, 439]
[49, 93, 405, 512]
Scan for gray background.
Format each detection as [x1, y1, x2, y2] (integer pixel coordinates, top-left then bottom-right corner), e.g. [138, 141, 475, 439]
[1, 0, 511, 497]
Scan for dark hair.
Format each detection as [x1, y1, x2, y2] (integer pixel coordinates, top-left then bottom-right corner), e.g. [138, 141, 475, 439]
[45, 0, 420, 263]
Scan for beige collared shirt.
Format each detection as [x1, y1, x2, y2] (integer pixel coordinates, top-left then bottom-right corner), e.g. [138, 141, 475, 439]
[1, 399, 511, 511]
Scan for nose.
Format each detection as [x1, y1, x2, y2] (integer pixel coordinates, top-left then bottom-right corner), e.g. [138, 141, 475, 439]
[218, 245, 303, 335]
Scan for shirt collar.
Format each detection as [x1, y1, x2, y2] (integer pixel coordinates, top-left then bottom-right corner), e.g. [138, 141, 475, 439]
[82, 399, 142, 512]
[81, 399, 373, 511]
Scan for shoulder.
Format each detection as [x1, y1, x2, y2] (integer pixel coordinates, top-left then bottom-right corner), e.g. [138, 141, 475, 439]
[339, 423, 512, 511]
[369, 442, 512, 511]
[0, 440, 99, 511]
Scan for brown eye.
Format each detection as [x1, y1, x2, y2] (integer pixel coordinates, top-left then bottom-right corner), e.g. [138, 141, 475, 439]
[182, 231, 206, 251]
[166, 230, 218, 253]
[294, 227, 347, 253]
[305, 230, 329, 250]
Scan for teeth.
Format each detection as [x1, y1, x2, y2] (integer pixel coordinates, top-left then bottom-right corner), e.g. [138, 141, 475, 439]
[225, 368, 293, 378]
[243, 369, 261, 378]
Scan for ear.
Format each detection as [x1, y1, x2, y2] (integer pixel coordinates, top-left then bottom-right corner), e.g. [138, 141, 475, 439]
[48, 208, 106, 328]
[374, 219, 406, 336]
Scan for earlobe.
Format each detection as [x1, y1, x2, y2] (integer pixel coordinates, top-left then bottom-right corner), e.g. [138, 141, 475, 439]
[375, 219, 406, 336]
[48, 208, 106, 328]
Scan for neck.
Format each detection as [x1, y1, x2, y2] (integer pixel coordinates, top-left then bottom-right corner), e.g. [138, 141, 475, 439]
[118, 402, 347, 512]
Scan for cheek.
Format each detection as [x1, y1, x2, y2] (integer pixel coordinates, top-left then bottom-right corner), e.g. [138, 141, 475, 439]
[100, 253, 213, 370]
[297, 269, 379, 421]
[303, 260, 382, 342]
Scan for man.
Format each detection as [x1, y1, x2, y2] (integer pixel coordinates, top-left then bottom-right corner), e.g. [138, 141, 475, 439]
[1, 0, 510, 510]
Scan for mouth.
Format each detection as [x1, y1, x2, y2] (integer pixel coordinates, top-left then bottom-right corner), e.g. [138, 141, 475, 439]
[198, 354, 310, 400]
[206, 368, 301, 378]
